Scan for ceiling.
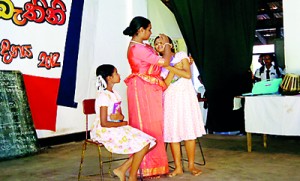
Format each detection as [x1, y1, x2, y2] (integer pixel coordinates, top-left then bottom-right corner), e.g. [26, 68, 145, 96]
[255, 0, 283, 45]
[161, 0, 283, 45]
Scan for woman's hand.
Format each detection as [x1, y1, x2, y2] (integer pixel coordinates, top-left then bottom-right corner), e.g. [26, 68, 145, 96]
[158, 33, 172, 67]
[159, 34, 170, 44]
[159, 34, 172, 48]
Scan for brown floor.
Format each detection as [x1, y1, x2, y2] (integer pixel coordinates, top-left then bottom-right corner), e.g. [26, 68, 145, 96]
[1, 134, 300, 181]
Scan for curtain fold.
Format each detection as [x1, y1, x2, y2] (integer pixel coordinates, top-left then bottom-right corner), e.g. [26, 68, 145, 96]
[167, 0, 258, 132]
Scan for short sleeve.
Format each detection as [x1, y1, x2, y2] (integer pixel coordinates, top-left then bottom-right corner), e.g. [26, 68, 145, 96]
[175, 51, 189, 62]
[254, 69, 260, 78]
[95, 92, 110, 114]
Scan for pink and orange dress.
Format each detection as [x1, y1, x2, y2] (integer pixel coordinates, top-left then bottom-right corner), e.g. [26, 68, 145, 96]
[124, 43, 169, 177]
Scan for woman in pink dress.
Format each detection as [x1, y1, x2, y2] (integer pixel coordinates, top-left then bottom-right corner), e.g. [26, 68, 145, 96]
[154, 36, 206, 177]
[123, 16, 172, 177]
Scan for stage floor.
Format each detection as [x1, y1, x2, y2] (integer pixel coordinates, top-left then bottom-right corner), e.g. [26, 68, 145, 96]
[1, 134, 300, 181]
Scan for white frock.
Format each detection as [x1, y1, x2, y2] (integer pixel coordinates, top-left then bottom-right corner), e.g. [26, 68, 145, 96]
[90, 90, 156, 154]
[162, 52, 206, 142]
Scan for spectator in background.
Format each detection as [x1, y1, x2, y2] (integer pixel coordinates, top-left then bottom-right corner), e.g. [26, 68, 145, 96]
[254, 53, 285, 82]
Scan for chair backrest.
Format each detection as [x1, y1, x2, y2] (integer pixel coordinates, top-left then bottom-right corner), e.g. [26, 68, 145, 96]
[197, 93, 208, 102]
[82, 99, 96, 139]
[83, 99, 96, 115]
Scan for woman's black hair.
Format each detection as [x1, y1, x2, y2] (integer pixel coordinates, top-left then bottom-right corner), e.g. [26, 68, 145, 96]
[96, 64, 115, 82]
[154, 35, 175, 55]
[123, 16, 151, 37]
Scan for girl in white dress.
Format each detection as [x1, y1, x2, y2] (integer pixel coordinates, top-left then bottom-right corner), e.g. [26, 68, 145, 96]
[90, 64, 156, 181]
[154, 37, 206, 177]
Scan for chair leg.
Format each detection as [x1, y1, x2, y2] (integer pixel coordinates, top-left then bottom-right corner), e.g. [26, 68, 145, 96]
[97, 145, 103, 180]
[195, 137, 206, 166]
[78, 141, 87, 180]
[107, 152, 113, 177]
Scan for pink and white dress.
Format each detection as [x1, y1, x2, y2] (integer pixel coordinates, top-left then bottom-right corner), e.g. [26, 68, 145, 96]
[162, 52, 206, 142]
[90, 89, 156, 154]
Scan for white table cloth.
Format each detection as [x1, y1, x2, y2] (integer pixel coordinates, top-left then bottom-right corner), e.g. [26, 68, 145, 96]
[245, 95, 300, 136]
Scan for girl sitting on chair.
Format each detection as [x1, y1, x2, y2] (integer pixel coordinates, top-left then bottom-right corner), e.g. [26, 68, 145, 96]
[90, 64, 156, 181]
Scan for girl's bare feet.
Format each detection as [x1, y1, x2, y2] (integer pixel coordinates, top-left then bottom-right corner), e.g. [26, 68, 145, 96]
[168, 168, 183, 177]
[188, 167, 202, 176]
[113, 168, 126, 181]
